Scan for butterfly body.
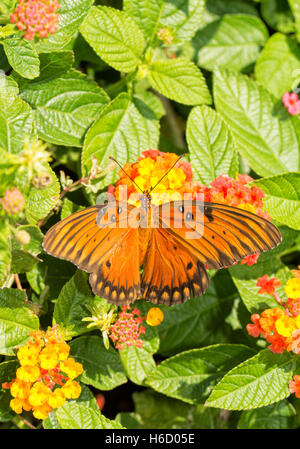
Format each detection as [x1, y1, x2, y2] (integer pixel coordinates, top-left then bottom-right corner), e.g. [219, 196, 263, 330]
[43, 197, 282, 306]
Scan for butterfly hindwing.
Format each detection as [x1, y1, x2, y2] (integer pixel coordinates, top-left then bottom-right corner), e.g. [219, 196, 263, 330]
[142, 228, 209, 305]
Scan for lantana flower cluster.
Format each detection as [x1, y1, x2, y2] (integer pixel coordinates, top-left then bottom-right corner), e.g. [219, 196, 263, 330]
[0, 188, 25, 216]
[247, 270, 300, 355]
[247, 270, 300, 399]
[2, 327, 83, 420]
[10, 0, 60, 41]
[108, 149, 269, 265]
[109, 306, 146, 350]
[282, 92, 300, 115]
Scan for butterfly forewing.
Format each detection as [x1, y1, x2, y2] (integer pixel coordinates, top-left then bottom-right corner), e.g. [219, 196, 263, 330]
[160, 201, 281, 269]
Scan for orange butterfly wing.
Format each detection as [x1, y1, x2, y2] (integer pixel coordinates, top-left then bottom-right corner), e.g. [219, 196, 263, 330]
[43, 199, 281, 306]
[43, 203, 141, 304]
[159, 201, 281, 270]
[141, 228, 209, 305]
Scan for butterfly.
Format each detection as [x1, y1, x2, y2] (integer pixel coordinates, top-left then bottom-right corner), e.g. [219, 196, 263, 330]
[43, 156, 282, 306]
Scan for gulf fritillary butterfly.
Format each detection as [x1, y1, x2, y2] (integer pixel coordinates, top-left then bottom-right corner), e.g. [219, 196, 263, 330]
[43, 157, 281, 306]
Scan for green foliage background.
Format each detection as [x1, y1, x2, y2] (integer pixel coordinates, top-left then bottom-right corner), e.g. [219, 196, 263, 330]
[0, 0, 300, 429]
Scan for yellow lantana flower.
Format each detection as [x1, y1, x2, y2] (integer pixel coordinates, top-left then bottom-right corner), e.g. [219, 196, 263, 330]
[59, 358, 83, 379]
[16, 365, 40, 383]
[285, 278, 300, 299]
[275, 314, 297, 337]
[61, 379, 81, 399]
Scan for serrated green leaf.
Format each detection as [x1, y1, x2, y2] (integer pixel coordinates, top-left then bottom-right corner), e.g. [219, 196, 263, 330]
[213, 68, 300, 176]
[13, 51, 74, 87]
[194, 14, 268, 72]
[238, 400, 296, 429]
[0, 93, 33, 154]
[3, 37, 40, 80]
[53, 271, 94, 338]
[81, 92, 159, 190]
[80, 6, 145, 73]
[254, 173, 300, 230]
[148, 58, 211, 105]
[206, 349, 296, 410]
[19, 69, 109, 147]
[70, 335, 127, 390]
[161, 0, 205, 41]
[52, 402, 124, 429]
[255, 33, 300, 97]
[123, 0, 164, 42]
[35, 0, 94, 53]
[146, 344, 255, 404]
[0, 288, 39, 355]
[25, 164, 60, 224]
[186, 105, 238, 184]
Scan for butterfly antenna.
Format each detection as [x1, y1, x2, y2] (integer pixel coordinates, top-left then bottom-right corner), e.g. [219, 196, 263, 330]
[108, 156, 144, 194]
[149, 154, 185, 193]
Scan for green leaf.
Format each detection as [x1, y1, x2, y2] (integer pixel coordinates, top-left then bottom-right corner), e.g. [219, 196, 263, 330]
[254, 173, 300, 230]
[213, 68, 300, 176]
[200, 0, 259, 30]
[12, 225, 44, 257]
[0, 93, 33, 154]
[25, 164, 60, 224]
[60, 198, 84, 220]
[161, 0, 205, 41]
[146, 344, 255, 404]
[43, 384, 98, 428]
[0, 288, 39, 355]
[238, 400, 297, 429]
[262, 0, 295, 34]
[51, 402, 124, 429]
[0, 361, 21, 422]
[186, 105, 238, 184]
[119, 325, 159, 385]
[53, 271, 94, 338]
[155, 284, 233, 357]
[10, 250, 39, 274]
[206, 349, 296, 410]
[255, 33, 300, 98]
[289, 0, 300, 42]
[0, 221, 11, 287]
[80, 6, 145, 73]
[3, 37, 40, 80]
[35, 0, 94, 53]
[0, 149, 20, 195]
[194, 14, 268, 72]
[81, 92, 159, 190]
[19, 69, 109, 147]
[123, 0, 164, 42]
[0, 73, 19, 96]
[148, 58, 211, 105]
[70, 335, 127, 390]
[14, 51, 74, 86]
[230, 259, 292, 313]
